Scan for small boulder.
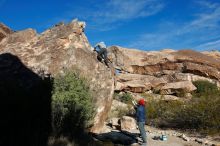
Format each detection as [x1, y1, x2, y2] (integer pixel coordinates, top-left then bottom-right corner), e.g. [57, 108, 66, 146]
[180, 134, 190, 141]
[108, 117, 120, 129]
[195, 138, 204, 144]
[120, 116, 137, 132]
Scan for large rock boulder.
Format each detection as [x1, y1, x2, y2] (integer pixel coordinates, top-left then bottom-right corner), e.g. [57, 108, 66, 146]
[115, 73, 174, 92]
[116, 80, 151, 93]
[174, 73, 220, 87]
[0, 53, 52, 146]
[159, 81, 197, 95]
[109, 46, 220, 95]
[0, 20, 114, 133]
[108, 46, 220, 80]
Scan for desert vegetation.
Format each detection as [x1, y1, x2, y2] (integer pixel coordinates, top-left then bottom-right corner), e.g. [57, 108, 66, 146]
[147, 80, 220, 135]
[51, 71, 94, 139]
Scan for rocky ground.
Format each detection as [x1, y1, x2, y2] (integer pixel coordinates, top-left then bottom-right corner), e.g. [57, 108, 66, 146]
[101, 116, 220, 146]
[146, 134, 201, 146]
[110, 126, 220, 146]
[143, 126, 220, 146]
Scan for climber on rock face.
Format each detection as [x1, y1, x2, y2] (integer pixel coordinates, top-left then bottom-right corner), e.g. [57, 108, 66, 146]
[94, 41, 109, 66]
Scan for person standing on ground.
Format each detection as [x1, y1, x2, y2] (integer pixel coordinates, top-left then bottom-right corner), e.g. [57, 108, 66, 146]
[136, 98, 147, 145]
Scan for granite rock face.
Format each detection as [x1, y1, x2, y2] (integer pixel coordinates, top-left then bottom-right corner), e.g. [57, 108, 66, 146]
[0, 20, 114, 133]
[108, 46, 220, 95]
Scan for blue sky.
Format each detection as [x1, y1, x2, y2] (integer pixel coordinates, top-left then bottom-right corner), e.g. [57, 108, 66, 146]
[0, 0, 220, 51]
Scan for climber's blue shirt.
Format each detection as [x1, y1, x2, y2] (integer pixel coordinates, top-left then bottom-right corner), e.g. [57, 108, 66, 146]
[136, 105, 146, 122]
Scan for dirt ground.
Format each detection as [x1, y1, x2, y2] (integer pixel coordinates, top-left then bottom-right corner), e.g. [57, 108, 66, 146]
[133, 126, 220, 146]
[146, 133, 202, 146]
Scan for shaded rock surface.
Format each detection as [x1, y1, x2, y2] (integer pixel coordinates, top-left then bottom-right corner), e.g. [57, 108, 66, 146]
[0, 53, 52, 146]
[0, 20, 114, 133]
[94, 130, 136, 145]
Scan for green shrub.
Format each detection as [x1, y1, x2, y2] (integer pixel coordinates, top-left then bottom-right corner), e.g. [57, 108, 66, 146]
[146, 99, 183, 125]
[108, 104, 132, 119]
[52, 71, 94, 137]
[176, 89, 188, 97]
[173, 95, 220, 134]
[121, 92, 132, 103]
[110, 92, 134, 118]
[113, 92, 133, 104]
[193, 80, 219, 97]
[146, 80, 220, 134]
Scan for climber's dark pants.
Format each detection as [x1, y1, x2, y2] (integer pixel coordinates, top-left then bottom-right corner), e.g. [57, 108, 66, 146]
[97, 49, 108, 66]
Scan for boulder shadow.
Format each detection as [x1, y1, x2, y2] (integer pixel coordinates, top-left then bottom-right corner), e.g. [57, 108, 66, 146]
[0, 53, 52, 146]
[92, 130, 140, 145]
